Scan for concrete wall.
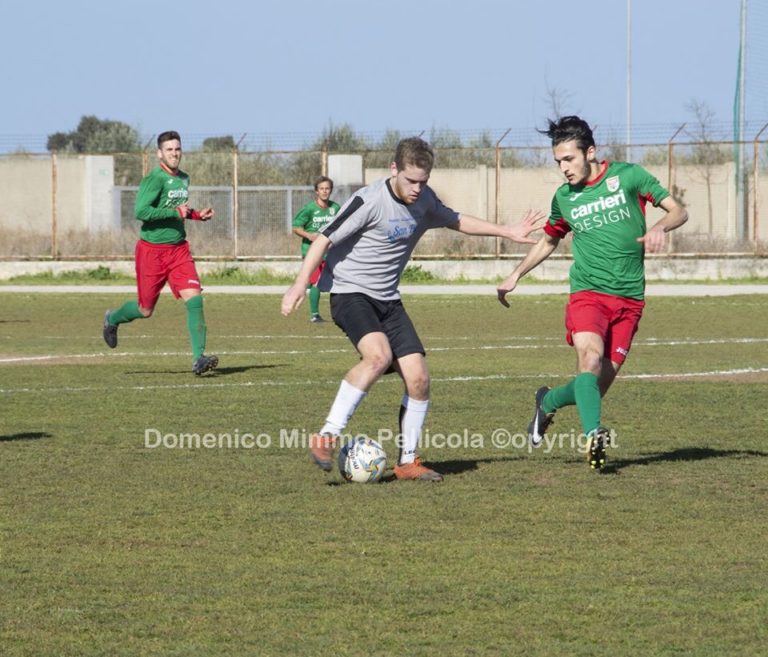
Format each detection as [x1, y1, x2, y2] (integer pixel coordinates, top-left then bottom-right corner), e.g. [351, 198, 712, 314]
[0, 155, 764, 247]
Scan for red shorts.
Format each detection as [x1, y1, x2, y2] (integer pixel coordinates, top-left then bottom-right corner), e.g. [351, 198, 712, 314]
[564, 290, 645, 365]
[135, 240, 202, 310]
[309, 260, 326, 286]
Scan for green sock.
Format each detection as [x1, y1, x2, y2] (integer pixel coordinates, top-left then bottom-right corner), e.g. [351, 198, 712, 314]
[185, 296, 207, 360]
[543, 379, 576, 413]
[308, 285, 321, 317]
[109, 300, 145, 325]
[574, 372, 601, 435]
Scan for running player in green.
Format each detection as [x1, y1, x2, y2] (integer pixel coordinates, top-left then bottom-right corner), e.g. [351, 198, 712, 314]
[291, 176, 340, 323]
[497, 116, 688, 469]
[102, 130, 219, 376]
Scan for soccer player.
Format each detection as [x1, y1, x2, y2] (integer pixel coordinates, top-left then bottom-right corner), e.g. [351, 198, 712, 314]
[282, 137, 545, 481]
[102, 131, 219, 376]
[291, 176, 341, 322]
[497, 116, 688, 469]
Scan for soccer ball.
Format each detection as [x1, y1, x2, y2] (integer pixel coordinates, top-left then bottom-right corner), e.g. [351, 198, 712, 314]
[337, 437, 388, 483]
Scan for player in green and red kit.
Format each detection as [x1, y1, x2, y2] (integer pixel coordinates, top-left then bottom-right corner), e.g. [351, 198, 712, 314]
[497, 116, 688, 469]
[291, 176, 340, 322]
[102, 131, 219, 376]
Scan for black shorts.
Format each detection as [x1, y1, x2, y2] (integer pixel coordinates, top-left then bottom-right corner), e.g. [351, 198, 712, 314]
[330, 292, 425, 359]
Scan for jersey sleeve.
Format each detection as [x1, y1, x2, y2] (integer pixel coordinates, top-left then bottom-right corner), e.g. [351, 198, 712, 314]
[292, 204, 311, 230]
[633, 165, 670, 207]
[544, 195, 571, 238]
[134, 173, 179, 222]
[321, 195, 371, 245]
[427, 191, 460, 227]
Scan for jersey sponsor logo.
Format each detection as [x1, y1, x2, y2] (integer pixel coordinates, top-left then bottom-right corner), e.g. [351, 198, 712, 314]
[168, 189, 189, 200]
[386, 215, 417, 242]
[570, 189, 631, 233]
[606, 176, 620, 192]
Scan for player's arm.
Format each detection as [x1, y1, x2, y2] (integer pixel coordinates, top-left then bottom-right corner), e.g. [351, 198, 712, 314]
[449, 209, 546, 244]
[291, 207, 314, 240]
[281, 235, 332, 316]
[134, 176, 179, 222]
[496, 232, 560, 307]
[637, 197, 688, 253]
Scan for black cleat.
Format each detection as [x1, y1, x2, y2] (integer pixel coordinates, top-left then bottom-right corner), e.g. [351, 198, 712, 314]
[103, 310, 118, 349]
[587, 427, 610, 470]
[310, 314, 326, 323]
[192, 354, 219, 376]
[527, 386, 555, 447]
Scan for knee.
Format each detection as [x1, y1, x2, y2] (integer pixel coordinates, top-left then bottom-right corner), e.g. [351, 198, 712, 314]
[577, 348, 602, 374]
[139, 306, 154, 318]
[408, 373, 430, 399]
[362, 351, 393, 376]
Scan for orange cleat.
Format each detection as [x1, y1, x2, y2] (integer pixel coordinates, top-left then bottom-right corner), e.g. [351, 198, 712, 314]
[393, 456, 443, 482]
[309, 433, 337, 472]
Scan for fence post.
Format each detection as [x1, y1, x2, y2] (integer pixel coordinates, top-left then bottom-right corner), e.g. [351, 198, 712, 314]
[495, 129, 511, 258]
[666, 123, 685, 253]
[321, 142, 328, 177]
[234, 134, 246, 259]
[51, 151, 58, 259]
[752, 123, 768, 252]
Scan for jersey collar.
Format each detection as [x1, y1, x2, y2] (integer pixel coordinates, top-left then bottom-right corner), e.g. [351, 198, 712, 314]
[584, 160, 609, 187]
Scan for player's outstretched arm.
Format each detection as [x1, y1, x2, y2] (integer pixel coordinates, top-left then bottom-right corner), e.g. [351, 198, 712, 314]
[281, 235, 332, 316]
[496, 233, 559, 307]
[450, 209, 546, 244]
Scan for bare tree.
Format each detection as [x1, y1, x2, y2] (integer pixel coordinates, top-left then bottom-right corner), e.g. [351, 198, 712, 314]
[684, 100, 730, 236]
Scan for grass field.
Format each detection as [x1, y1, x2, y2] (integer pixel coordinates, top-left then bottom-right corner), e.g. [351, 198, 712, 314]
[1, 291, 767, 656]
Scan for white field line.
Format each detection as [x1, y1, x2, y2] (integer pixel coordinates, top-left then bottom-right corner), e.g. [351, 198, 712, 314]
[2, 367, 768, 396]
[2, 336, 768, 365]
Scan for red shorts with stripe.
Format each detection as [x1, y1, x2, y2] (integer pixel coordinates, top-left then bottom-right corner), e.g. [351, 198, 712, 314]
[564, 290, 645, 365]
[135, 240, 201, 310]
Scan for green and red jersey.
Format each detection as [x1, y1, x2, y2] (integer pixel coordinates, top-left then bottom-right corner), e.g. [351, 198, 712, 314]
[545, 161, 670, 300]
[134, 164, 190, 244]
[292, 200, 341, 257]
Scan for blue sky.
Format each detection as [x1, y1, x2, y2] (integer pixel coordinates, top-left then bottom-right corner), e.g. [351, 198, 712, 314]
[0, 0, 758, 150]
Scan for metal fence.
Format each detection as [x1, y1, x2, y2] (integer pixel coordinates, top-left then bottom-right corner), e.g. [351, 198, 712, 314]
[1, 139, 767, 259]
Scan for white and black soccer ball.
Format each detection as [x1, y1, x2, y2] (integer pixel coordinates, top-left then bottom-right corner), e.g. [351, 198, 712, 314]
[337, 437, 387, 483]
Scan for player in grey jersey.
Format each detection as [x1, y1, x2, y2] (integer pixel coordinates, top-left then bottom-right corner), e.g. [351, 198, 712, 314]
[282, 137, 545, 481]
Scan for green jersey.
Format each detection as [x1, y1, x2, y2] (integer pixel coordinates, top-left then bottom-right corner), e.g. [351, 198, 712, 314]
[292, 200, 341, 257]
[134, 165, 190, 244]
[545, 161, 670, 300]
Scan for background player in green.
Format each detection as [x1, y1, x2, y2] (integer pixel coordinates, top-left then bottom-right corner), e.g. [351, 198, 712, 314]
[497, 116, 688, 469]
[102, 130, 219, 376]
[291, 176, 340, 322]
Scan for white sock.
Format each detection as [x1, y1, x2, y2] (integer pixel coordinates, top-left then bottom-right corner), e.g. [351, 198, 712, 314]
[320, 379, 367, 436]
[398, 395, 430, 465]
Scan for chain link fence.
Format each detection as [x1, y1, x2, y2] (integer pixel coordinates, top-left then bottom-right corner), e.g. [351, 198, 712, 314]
[1, 139, 767, 259]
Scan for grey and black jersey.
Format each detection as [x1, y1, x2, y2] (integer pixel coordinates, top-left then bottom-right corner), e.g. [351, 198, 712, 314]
[318, 178, 459, 300]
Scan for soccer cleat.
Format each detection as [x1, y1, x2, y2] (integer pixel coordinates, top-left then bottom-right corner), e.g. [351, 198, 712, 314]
[587, 427, 610, 470]
[310, 314, 326, 323]
[103, 310, 118, 349]
[309, 432, 337, 472]
[394, 456, 443, 482]
[192, 354, 219, 376]
[527, 386, 556, 447]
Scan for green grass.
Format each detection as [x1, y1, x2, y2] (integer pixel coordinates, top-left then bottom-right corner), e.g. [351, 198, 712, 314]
[1, 292, 767, 656]
[3, 264, 767, 286]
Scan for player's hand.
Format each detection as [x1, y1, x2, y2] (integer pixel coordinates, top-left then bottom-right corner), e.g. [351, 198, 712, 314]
[506, 209, 547, 244]
[281, 283, 306, 316]
[198, 207, 215, 222]
[496, 275, 519, 307]
[176, 204, 190, 219]
[637, 225, 666, 253]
